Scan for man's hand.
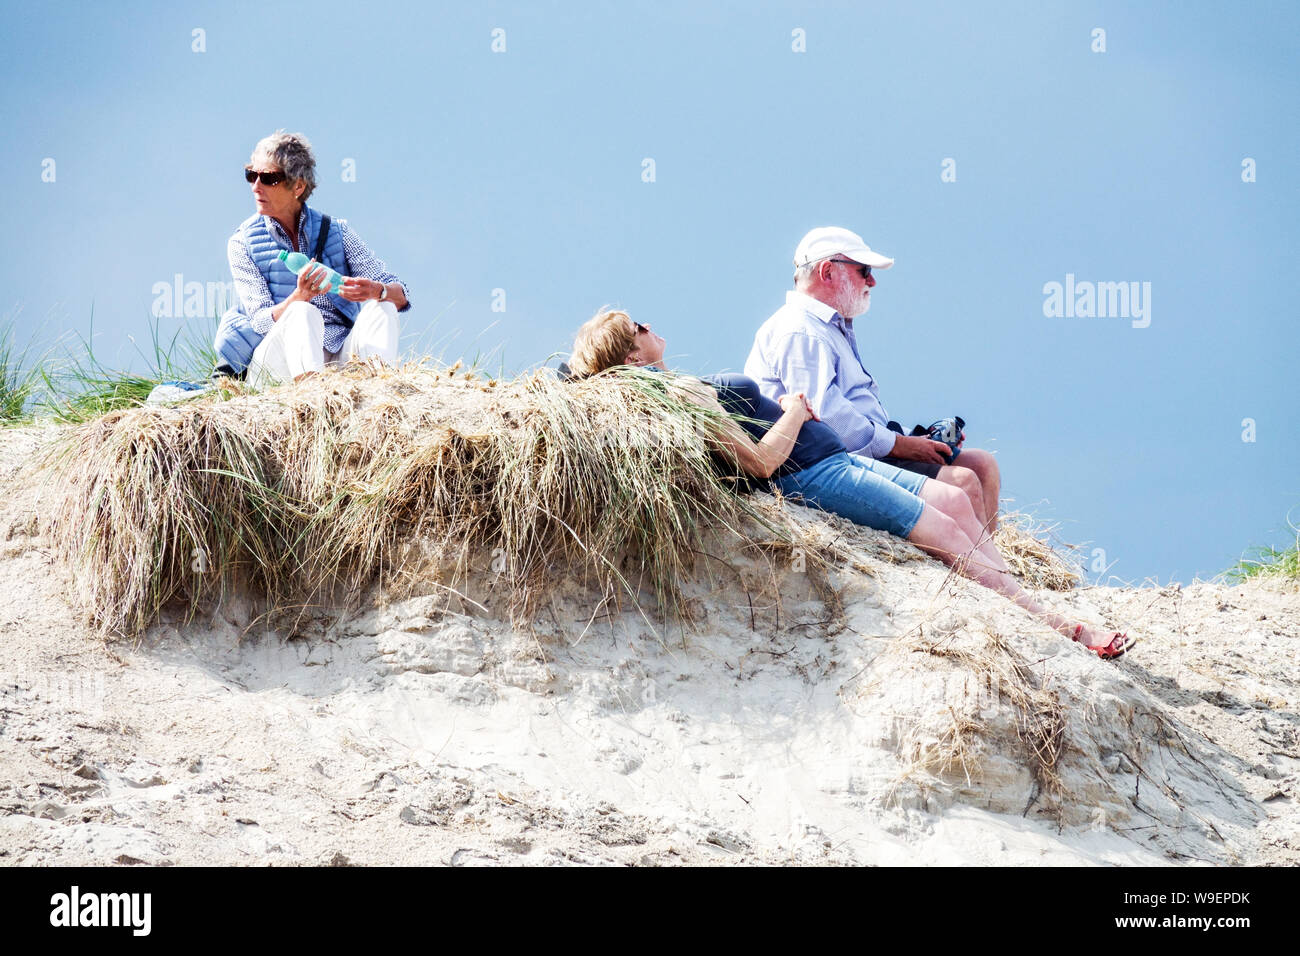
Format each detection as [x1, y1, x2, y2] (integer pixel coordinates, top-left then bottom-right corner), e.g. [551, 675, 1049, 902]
[340, 277, 383, 302]
[890, 434, 952, 465]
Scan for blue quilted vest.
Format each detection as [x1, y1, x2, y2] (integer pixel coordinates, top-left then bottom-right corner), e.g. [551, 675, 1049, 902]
[214, 205, 359, 375]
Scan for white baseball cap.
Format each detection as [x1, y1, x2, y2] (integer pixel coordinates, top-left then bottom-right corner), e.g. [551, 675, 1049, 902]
[794, 226, 894, 270]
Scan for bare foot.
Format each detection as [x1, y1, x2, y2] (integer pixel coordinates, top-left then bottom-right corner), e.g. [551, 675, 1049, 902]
[1066, 622, 1136, 659]
[1047, 617, 1115, 651]
[1071, 622, 1112, 650]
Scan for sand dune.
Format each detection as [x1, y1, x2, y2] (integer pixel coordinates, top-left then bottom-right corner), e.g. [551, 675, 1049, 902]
[1, 376, 1296, 867]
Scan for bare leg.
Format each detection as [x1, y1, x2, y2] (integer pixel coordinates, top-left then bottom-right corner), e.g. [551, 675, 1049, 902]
[935, 463, 987, 531]
[918, 481, 1002, 570]
[906, 501, 1111, 648]
[947, 448, 1000, 533]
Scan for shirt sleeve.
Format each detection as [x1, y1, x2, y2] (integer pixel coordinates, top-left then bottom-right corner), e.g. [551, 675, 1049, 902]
[771, 332, 897, 459]
[227, 235, 278, 335]
[336, 220, 412, 312]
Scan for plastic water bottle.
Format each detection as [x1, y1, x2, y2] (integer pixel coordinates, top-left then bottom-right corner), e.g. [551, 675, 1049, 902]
[277, 250, 344, 295]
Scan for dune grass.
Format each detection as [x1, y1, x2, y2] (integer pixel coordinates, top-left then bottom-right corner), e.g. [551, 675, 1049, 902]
[864, 624, 1066, 814]
[1225, 524, 1300, 583]
[27, 312, 1138, 638]
[36, 341, 1100, 638]
[0, 322, 42, 424]
[38, 310, 221, 424]
[992, 510, 1083, 591]
[43, 362, 793, 638]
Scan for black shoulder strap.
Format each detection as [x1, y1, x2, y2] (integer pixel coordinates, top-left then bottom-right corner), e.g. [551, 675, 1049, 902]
[312, 215, 331, 262]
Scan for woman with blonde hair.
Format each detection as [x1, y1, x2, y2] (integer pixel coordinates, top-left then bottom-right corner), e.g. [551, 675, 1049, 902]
[569, 309, 1134, 659]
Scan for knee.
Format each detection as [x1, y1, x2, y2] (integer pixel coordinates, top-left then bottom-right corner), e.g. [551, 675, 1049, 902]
[950, 466, 983, 498]
[963, 449, 1000, 484]
[910, 503, 963, 550]
[279, 302, 324, 334]
[931, 480, 974, 519]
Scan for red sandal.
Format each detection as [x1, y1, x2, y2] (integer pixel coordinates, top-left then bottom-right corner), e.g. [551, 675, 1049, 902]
[1072, 625, 1136, 660]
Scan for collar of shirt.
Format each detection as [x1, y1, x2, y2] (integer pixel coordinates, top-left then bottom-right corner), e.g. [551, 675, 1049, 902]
[784, 288, 841, 326]
[785, 288, 855, 338]
[263, 207, 311, 250]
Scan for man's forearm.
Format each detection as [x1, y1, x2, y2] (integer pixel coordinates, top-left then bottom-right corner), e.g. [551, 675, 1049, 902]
[839, 414, 897, 459]
[802, 380, 895, 459]
[863, 430, 900, 459]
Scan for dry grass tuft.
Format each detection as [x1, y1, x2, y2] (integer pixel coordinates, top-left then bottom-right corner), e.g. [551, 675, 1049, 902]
[993, 510, 1083, 591]
[43, 362, 796, 638]
[738, 528, 849, 636]
[869, 626, 1067, 806]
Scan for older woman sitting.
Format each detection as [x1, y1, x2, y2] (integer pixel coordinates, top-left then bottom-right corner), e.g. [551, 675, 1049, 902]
[569, 310, 1134, 659]
[220, 130, 410, 387]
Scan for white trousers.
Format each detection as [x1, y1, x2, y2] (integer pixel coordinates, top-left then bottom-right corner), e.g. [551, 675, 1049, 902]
[247, 300, 400, 388]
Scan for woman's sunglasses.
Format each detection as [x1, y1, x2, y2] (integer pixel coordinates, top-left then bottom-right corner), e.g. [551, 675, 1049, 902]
[244, 167, 287, 186]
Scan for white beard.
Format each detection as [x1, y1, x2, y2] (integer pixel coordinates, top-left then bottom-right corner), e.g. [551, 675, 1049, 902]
[840, 290, 870, 318]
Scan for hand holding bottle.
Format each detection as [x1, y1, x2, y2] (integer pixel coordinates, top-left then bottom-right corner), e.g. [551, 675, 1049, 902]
[279, 250, 344, 296]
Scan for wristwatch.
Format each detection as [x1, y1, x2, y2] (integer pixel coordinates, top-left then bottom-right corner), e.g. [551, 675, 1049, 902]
[377, 284, 389, 302]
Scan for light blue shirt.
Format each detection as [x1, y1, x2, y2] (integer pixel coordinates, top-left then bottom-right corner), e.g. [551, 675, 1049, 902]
[743, 290, 898, 459]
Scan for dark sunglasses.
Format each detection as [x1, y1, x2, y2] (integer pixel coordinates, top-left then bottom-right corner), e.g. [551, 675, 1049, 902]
[633, 321, 650, 334]
[828, 258, 872, 281]
[244, 167, 288, 186]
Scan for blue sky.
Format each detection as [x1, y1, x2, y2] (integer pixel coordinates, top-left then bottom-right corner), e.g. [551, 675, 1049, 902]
[2, 0, 1297, 584]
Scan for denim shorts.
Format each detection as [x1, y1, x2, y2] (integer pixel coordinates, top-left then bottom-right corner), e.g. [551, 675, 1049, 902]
[772, 452, 928, 538]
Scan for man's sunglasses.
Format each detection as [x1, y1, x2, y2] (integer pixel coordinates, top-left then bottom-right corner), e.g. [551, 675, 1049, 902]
[633, 321, 650, 334]
[244, 167, 288, 186]
[828, 258, 872, 281]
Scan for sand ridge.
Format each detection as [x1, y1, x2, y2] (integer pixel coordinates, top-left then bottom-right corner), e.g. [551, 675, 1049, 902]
[0, 423, 1296, 867]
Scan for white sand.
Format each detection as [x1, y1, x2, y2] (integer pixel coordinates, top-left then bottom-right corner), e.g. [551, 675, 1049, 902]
[1, 426, 1296, 866]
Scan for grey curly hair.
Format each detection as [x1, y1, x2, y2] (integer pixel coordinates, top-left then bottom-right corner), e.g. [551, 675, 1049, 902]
[251, 130, 317, 202]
